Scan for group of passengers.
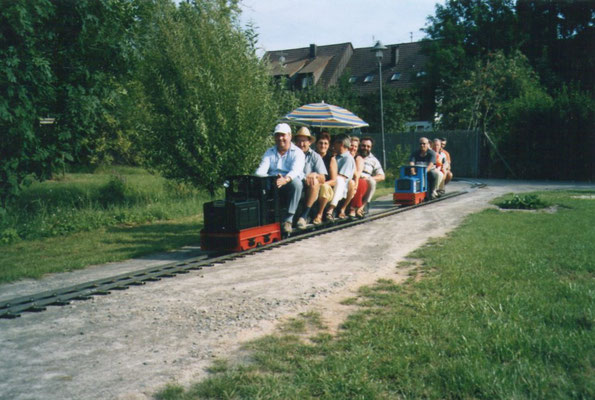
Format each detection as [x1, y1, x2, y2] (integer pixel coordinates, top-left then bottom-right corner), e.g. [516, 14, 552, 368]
[255, 123, 452, 233]
[409, 136, 452, 199]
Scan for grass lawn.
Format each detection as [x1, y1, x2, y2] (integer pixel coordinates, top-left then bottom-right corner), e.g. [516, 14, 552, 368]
[157, 189, 594, 399]
[0, 215, 203, 283]
[0, 166, 212, 283]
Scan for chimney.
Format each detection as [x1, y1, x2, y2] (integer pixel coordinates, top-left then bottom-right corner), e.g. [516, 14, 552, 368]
[391, 45, 400, 66]
[309, 44, 317, 58]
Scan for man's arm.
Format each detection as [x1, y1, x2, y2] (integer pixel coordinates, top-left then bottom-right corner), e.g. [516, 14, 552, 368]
[284, 148, 305, 181]
[254, 151, 271, 177]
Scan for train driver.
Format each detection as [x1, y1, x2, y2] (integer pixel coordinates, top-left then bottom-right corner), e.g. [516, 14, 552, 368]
[409, 137, 441, 200]
[255, 123, 305, 233]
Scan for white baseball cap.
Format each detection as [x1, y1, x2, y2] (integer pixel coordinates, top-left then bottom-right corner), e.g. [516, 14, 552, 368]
[273, 123, 292, 135]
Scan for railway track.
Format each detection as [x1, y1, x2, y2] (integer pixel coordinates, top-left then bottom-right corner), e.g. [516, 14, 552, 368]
[0, 189, 475, 319]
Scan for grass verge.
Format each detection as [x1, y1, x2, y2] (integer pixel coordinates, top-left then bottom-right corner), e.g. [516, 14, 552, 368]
[0, 166, 212, 283]
[156, 189, 594, 399]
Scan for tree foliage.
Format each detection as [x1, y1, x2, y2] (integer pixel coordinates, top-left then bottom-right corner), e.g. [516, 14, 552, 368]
[135, 0, 278, 195]
[1, 0, 136, 204]
[421, 0, 595, 179]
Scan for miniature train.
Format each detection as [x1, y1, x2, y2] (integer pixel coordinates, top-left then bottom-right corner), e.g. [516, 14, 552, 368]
[201, 166, 434, 252]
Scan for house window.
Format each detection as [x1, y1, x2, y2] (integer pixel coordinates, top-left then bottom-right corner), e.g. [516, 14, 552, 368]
[363, 74, 374, 83]
[349, 76, 357, 83]
[390, 72, 401, 81]
[300, 75, 314, 89]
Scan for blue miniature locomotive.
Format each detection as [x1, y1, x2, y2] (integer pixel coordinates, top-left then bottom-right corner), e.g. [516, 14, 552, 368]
[393, 165, 428, 205]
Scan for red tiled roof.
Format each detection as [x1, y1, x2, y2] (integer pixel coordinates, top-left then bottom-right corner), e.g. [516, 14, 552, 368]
[265, 43, 354, 88]
[264, 41, 428, 95]
[346, 41, 428, 95]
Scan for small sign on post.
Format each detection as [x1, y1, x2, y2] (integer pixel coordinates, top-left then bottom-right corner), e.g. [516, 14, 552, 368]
[39, 117, 56, 125]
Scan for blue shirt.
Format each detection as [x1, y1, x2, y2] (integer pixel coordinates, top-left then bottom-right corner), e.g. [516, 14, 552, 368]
[303, 148, 328, 177]
[255, 143, 305, 181]
[335, 151, 355, 181]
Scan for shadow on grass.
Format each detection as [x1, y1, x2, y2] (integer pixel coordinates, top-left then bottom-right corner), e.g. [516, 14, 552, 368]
[102, 222, 204, 259]
[0, 220, 205, 283]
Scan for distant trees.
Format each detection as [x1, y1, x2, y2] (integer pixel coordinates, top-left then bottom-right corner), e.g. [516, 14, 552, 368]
[420, 0, 595, 179]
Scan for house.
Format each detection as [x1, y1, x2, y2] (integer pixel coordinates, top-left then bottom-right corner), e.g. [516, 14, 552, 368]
[264, 41, 428, 96]
[265, 43, 354, 90]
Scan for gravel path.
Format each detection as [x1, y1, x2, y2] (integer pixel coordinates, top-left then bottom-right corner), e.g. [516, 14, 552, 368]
[0, 180, 592, 400]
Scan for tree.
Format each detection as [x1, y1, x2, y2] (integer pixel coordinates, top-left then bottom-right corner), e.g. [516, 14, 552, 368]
[516, 0, 595, 93]
[0, 0, 136, 204]
[359, 87, 417, 133]
[136, 0, 278, 196]
[420, 0, 518, 119]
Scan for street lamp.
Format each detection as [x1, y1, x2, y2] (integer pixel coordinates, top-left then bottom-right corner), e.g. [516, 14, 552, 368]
[371, 40, 387, 170]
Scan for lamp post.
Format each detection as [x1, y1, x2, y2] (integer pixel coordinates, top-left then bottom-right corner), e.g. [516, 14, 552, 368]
[371, 40, 387, 170]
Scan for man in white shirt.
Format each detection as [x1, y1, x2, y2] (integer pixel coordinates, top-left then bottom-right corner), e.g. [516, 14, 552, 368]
[255, 123, 305, 233]
[357, 137, 385, 215]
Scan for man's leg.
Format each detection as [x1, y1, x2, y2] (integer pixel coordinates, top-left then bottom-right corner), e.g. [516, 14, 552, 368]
[282, 178, 303, 222]
[428, 169, 440, 198]
[298, 181, 320, 228]
[338, 179, 356, 217]
[326, 176, 347, 219]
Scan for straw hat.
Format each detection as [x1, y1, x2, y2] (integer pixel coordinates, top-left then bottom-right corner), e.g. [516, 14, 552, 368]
[295, 126, 315, 142]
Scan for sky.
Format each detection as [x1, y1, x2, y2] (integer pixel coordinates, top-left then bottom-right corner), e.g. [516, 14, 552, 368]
[239, 0, 445, 54]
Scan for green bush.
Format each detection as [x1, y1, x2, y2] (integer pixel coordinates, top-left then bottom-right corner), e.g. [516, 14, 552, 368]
[387, 144, 411, 180]
[496, 194, 549, 209]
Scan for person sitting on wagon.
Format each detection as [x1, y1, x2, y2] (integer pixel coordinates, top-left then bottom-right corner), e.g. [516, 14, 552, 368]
[337, 136, 367, 219]
[294, 127, 328, 229]
[440, 137, 453, 185]
[324, 133, 355, 220]
[432, 138, 447, 196]
[255, 123, 305, 233]
[357, 137, 385, 217]
[312, 131, 338, 225]
[409, 137, 441, 200]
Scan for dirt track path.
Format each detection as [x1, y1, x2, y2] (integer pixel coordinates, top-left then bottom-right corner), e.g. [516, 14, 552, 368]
[0, 180, 591, 400]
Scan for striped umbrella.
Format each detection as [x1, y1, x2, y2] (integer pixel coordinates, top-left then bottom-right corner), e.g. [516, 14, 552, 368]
[279, 102, 369, 129]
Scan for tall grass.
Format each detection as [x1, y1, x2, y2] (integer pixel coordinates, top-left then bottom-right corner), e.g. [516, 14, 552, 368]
[157, 190, 594, 399]
[0, 166, 216, 244]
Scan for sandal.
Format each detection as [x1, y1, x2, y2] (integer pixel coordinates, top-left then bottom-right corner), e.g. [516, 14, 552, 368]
[356, 208, 365, 218]
[337, 212, 347, 219]
[312, 216, 322, 225]
[325, 213, 335, 222]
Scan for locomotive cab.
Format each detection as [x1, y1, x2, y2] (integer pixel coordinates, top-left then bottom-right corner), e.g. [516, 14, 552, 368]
[201, 176, 284, 252]
[393, 165, 428, 205]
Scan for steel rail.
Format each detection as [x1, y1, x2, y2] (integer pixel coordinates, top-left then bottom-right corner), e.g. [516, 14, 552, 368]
[0, 189, 470, 319]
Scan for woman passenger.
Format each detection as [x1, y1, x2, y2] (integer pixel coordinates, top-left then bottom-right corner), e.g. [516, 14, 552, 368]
[338, 136, 368, 218]
[312, 131, 338, 224]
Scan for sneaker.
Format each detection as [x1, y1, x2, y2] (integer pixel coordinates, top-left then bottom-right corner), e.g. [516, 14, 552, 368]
[297, 217, 307, 229]
[431, 190, 438, 199]
[282, 221, 293, 233]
